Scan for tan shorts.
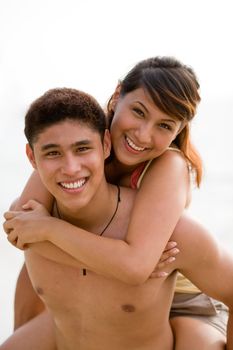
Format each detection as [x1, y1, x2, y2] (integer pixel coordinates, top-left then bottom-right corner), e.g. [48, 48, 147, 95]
[170, 293, 228, 336]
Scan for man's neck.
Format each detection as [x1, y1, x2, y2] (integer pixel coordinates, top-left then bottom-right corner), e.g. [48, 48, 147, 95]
[55, 182, 119, 235]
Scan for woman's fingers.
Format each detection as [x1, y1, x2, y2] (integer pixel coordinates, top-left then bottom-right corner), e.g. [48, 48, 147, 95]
[3, 211, 19, 220]
[159, 246, 180, 263]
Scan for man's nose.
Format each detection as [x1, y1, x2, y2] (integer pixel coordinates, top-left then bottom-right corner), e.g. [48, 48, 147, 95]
[61, 155, 81, 175]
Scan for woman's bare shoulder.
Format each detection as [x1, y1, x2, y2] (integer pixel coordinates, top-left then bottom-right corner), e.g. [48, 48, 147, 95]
[143, 149, 189, 183]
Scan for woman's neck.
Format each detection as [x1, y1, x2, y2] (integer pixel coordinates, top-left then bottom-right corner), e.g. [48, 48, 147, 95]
[105, 156, 138, 185]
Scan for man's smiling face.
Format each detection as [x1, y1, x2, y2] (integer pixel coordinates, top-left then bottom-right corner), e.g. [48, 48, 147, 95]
[27, 119, 110, 214]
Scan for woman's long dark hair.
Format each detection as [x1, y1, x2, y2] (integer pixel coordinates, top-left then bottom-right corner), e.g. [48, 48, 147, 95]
[107, 56, 202, 186]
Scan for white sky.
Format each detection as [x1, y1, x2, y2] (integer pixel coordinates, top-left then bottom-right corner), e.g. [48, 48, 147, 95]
[0, 0, 232, 103]
[0, 0, 233, 341]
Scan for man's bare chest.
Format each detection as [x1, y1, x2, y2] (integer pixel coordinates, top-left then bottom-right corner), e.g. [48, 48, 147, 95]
[25, 249, 176, 317]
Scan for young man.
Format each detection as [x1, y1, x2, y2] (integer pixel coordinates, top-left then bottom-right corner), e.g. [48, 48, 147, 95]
[3, 88, 233, 350]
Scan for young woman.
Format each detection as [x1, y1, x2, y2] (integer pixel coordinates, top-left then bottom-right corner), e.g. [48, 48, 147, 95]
[4, 56, 227, 349]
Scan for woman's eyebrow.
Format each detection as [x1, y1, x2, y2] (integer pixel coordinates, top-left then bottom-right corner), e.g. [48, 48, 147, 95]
[135, 101, 149, 113]
[161, 118, 177, 125]
[135, 101, 177, 125]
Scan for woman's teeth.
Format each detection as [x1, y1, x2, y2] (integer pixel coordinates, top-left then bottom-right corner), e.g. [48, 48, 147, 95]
[126, 136, 145, 151]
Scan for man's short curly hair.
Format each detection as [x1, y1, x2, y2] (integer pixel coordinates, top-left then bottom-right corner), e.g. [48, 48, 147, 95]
[24, 88, 107, 146]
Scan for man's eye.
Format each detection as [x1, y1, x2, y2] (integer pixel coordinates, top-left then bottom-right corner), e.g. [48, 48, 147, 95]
[46, 151, 60, 156]
[76, 147, 89, 152]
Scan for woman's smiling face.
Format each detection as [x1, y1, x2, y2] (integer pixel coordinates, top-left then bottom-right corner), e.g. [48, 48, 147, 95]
[110, 88, 183, 167]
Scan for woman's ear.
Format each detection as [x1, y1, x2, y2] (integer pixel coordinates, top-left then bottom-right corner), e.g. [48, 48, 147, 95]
[178, 120, 188, 134]
[26, 143, 37, 169]
[172, 121, 188, 142]
[103, 129, 111, 159]
[110, 82, 122, 111]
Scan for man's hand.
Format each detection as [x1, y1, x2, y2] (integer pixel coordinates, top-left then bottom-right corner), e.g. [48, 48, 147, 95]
[3, 199, 51, 250]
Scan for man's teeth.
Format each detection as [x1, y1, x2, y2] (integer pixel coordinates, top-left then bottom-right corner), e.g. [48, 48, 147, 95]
[60, 179, 86, 189]
[126, 137, 145, 151]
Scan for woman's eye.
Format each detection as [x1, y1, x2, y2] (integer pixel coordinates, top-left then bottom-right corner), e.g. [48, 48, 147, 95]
[133, 108, 145, 118]
[159, 123, 172, 131]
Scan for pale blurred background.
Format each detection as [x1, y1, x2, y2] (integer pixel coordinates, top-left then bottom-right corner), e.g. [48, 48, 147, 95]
[0, 0, 233, 342]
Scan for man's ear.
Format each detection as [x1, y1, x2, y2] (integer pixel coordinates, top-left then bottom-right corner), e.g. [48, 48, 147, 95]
[26, 143, 37, 169]
[110, 82, 122, 111]
[103, 129, 111, 159]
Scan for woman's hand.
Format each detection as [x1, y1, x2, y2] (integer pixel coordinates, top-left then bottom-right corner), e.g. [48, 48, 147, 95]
[3, 200, 51, 250]
[150, 241, 179, 278]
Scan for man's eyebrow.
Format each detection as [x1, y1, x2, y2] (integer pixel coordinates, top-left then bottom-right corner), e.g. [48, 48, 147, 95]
[72, 140, 92, 147]
[41, 143, 59, 151]
[40, 140, 92, 151]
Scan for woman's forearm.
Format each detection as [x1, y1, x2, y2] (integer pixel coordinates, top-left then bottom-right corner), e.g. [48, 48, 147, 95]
[42, 216, 170, 284]
[12, 171, 54, 211]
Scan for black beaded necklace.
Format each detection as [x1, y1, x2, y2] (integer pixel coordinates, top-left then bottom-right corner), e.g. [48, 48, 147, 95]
[55, 185, 121, 276]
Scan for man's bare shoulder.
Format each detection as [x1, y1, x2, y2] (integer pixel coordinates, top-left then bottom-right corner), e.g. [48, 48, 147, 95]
[119, 186, 136, 210]
[105, 186, 136, 241]
[120, 185, 135, 196]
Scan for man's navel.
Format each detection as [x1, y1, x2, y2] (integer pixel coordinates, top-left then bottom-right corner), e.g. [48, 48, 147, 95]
[121, 304, 136, 313]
